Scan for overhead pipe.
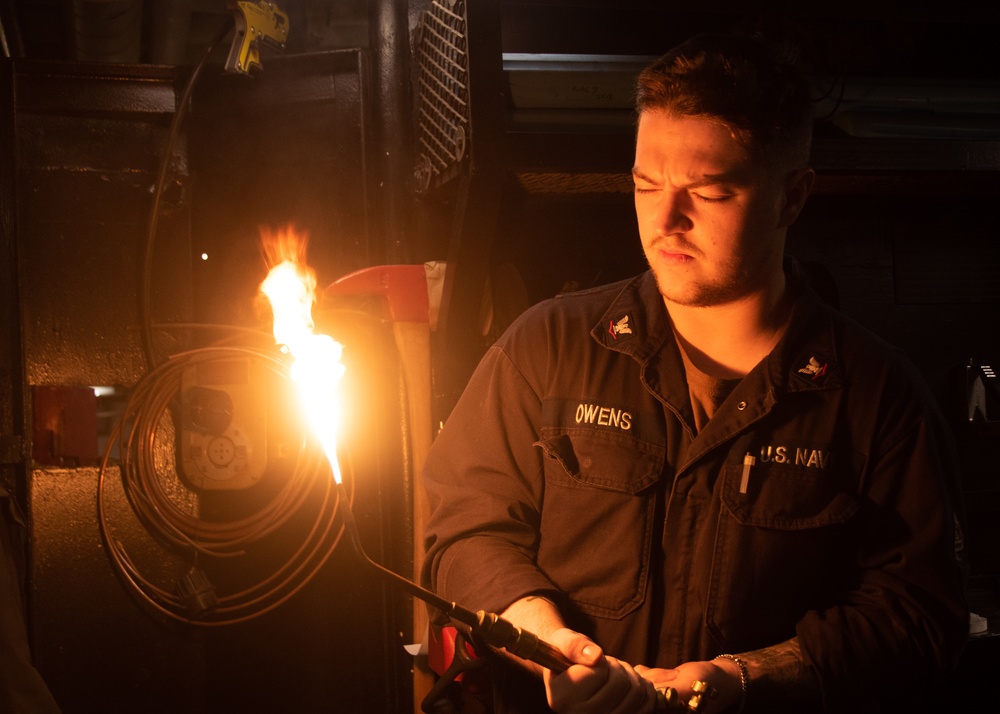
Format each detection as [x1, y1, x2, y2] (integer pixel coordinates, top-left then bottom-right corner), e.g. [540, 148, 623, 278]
[369, 0, 415, 264]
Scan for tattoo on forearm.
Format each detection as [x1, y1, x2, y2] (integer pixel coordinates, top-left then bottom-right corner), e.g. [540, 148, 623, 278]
[740, 638, 819, 704]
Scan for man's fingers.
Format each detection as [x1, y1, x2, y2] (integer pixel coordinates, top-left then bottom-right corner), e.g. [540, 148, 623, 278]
[548, 627, 604, 666]
[599, 657, 658, 714]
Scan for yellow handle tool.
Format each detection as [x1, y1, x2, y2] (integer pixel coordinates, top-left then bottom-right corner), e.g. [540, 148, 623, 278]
[225, 1, 289, 74]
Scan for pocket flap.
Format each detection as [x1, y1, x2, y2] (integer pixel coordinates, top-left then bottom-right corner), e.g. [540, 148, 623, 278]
[535, 431, 662, 494]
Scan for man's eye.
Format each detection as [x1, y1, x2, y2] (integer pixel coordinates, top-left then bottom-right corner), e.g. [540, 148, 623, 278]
[634, 186, 657, 194]
[694, 193, 732, 203]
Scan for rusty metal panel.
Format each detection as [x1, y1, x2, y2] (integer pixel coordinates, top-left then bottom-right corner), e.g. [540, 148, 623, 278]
[30, 467, 209, 709]
[6, 50, 407, 713]
[14, 60, 188, 388]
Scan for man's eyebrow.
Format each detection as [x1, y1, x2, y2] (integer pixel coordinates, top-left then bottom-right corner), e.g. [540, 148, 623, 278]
[631, 167, 655, 184]
[631, 167, 744, 188]
[685, 174, 738, 189]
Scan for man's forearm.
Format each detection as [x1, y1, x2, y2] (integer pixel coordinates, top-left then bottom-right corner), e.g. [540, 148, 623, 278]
[501, 594, 564, 636]
[499, 594, 566, 677]
[736, 637, 821, 706]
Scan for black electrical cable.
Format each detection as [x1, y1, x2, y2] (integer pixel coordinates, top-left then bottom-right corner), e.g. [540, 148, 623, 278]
[140, 19, 233, 370]
[814, 73, 848, 122]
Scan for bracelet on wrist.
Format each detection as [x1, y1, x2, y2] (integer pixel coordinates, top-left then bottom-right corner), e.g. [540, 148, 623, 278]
[712, 653, 749, 713]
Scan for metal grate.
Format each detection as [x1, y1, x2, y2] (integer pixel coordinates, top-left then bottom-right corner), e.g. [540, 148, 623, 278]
[413, 0, 469, 193]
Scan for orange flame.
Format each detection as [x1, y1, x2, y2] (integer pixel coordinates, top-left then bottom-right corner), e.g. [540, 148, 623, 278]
[259, 226, 346, 482]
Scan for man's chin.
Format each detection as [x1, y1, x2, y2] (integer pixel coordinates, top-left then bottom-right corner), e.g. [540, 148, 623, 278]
[654, 274, 709, 308]
[657, 282, 742, 309]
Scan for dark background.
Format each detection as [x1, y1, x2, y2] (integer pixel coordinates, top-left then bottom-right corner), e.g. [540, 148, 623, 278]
[2, 1, 999, 712]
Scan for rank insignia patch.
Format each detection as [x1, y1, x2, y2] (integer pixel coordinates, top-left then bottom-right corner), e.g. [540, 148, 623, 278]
[608, 314, 634, 340]
[795, 355, 830, 384]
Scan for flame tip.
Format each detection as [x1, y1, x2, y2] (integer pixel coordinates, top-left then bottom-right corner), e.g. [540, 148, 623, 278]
[260, 225, 346, 487]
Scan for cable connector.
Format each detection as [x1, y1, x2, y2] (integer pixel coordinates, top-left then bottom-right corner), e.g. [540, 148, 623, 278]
[177, 567, 219, 617]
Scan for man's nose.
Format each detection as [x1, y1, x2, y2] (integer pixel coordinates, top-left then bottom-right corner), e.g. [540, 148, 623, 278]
[655, 192, 693, 235]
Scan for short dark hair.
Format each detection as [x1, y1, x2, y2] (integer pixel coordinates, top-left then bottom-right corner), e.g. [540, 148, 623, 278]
[636, 33, 814, 168]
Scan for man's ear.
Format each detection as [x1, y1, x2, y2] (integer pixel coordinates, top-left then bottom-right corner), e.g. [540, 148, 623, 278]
[777, 167, 815, 228]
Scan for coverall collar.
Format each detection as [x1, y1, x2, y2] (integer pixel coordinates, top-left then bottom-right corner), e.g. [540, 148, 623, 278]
[590, 259, 844, 447]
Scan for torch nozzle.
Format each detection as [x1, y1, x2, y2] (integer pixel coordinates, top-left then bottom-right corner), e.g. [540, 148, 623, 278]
[334, 482, 571, 671]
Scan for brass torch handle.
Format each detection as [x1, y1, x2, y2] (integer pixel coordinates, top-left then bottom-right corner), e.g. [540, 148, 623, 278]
[467, 610, 574, 672]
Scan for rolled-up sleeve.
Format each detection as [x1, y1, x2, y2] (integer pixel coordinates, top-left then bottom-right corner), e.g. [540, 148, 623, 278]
[421, 344, 560, 617]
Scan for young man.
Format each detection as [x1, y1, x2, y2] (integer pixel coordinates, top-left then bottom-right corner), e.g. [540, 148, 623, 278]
[421, 33, 967, 713]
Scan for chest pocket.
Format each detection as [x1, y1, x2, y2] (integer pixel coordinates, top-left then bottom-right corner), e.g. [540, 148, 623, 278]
[534, 430, 664, 619]
[708, 451, 864, 650]
[720, 457, 861, 529]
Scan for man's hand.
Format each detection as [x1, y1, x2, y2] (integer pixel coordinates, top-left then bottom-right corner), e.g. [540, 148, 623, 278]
[542, 628, 658, 713]
[635, 659, 743, 714]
